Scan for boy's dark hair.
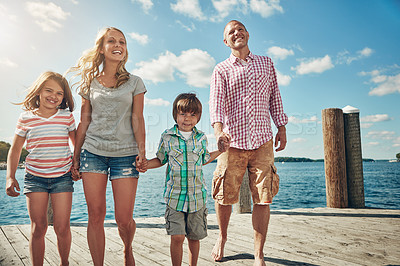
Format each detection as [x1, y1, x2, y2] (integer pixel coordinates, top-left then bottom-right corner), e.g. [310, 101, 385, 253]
[172, 93, 202, 122]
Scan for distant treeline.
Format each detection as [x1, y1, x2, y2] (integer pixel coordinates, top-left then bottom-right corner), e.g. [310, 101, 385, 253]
[0, 140, 376, 164]
[275, 157, 323, 162]
[275, 157, 375, 162]
[0, 141, 28, 163]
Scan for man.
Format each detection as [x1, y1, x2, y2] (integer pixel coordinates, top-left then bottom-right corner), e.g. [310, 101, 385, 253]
[209, 20, 288, 266]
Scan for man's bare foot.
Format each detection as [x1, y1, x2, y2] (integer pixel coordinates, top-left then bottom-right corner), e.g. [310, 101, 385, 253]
[124, 247, 135, 266]
[254, 256, 265, 266]
[211, 236, 226, 261]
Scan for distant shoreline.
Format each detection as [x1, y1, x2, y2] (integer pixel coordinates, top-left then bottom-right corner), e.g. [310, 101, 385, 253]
[0, 157, 396, 170]
[0, 162, 24, 171]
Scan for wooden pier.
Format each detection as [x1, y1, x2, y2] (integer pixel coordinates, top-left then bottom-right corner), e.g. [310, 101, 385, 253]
[1, 208, 399, 265]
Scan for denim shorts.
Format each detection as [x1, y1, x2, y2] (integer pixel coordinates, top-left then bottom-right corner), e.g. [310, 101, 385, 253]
[80, 149, 139, 180]
[24, 172, 74, 194]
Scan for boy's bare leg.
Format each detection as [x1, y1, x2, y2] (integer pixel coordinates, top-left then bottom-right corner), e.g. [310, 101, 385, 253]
[211, 202, 232, 261]
[252, 204, 270, 266]
[170, 235, 185, 266]
[188, 238, 200, 266]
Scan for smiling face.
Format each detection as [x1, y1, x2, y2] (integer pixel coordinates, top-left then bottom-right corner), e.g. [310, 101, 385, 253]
[37, 79, 64, 112]
[100, 29, 127, 62]
[223, 21, 249, 50]
[176, 111, 199, 132]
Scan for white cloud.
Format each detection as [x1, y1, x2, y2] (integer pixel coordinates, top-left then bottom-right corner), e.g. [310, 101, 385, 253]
[174, 49, 216, 88]
[70, 0, 79, 4]
[360, 123, 373, 129]
[0, 58, 18, 68]
[369, 73, 400, 96]
[288, 115, 318, 124]
[211, 0, 248, 21]
[133, 51, 177, 84]
[337, 47, 374, 65]
[176, 20, 196, 32]
[276, 71, 291, 86]
[0, 4, 17, 22]
[267, 46, 294, 60]
[360, 114, 391, 123]
[291, 138, 306, 143]
[26, 2, 70, 32]
[365, 131, 395, 140]
[393, 137, 400, 147]
[291, 55, 334, 75]
[128, 32, 149, 45]
[172, 0, 282, 21]
[131, 0, 153, 12]
[145, 97, 170, 106]
[132, 49, 215, 88]
[366, 142, 380, 146]
[249, 0, 283, 18]
[171, 0, 205, 20]
[359, 47, 373, 57]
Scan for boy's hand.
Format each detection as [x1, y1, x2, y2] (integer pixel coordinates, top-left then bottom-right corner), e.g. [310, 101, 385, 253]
[217, 133, 231, 152]
[136, 155, 148, 173]
[6, 178, 20, 197]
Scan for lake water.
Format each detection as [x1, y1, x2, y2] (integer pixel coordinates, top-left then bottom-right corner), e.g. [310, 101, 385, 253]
[1, 161, 399, 225]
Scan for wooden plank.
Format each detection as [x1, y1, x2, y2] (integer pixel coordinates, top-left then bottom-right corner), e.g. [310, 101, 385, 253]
[1, 208, 399, 266]
[1, 225, 31, 265]
[0, 227, 23, 266]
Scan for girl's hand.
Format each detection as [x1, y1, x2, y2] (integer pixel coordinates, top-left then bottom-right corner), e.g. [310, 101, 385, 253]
[71, 157, 81, 181]
[6, 178, 20, 197]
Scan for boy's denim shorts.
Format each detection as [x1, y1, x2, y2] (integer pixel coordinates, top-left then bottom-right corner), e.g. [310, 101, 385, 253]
[165, 205, 208, 240]
[24, 171, 74, 194]
[80, 149, 139, 181]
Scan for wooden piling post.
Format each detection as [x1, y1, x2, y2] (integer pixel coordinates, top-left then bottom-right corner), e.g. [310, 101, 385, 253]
[343, 106, 365, 208]
[234, 170, 252, 213]
[322, 108, 348, 208]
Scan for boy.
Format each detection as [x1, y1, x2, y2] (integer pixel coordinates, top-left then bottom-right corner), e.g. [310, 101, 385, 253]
[136, 93, 229, 266]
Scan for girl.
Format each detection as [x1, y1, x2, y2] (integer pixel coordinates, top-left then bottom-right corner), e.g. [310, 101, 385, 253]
[5, 71, 76, 266]
[69, 27, 146, 266]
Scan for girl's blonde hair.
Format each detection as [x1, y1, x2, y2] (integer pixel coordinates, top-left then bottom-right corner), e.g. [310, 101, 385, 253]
[19, 71, 74, 111]
[69, 27, 130, 96]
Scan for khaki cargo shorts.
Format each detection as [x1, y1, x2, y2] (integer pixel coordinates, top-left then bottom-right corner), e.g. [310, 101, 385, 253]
[212, 140, 279, 205]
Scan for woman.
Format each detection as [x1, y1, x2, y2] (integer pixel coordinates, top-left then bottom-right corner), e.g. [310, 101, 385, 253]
[70, 27, 146, 265]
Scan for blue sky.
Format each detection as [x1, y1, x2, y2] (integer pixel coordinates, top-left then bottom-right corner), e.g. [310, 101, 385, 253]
[0, 0, 399, 160]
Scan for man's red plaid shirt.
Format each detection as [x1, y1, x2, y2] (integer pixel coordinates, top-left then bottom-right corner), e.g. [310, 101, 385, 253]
[210, 52, 288, 150]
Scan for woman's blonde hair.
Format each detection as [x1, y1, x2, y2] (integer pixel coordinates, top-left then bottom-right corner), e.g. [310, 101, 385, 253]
[18, 71, 74, 111]
[69, 27, 130, 96]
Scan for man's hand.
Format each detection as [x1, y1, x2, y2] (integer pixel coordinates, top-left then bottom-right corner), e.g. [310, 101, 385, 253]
[274, 126, 287, 152]
[217, 132, 231, 152]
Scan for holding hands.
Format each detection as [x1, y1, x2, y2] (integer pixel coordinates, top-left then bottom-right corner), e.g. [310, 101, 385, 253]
[217, 132, 231, 152]
[136, 154, 148, 173]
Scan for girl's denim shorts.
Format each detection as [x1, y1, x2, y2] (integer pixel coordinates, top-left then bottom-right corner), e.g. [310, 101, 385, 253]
[80, 149, 139, 181]
[24, 171, 74, 194]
